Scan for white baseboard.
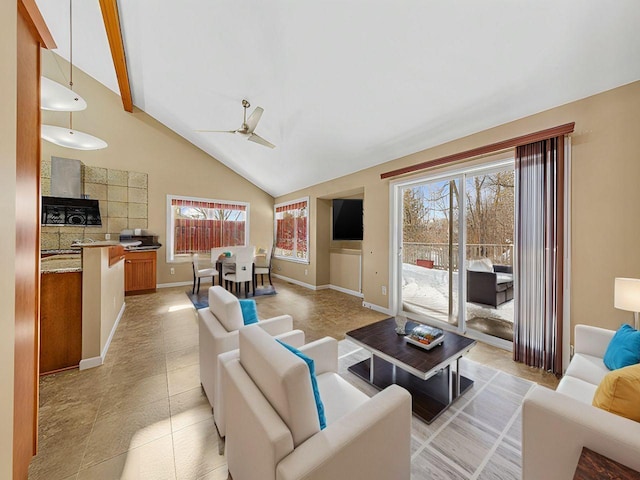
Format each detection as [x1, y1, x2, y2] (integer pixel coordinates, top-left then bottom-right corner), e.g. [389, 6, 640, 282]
[362, 301, 392, 315]
[272, 274, 367, 300]
[273, 274, 319, 291]
[329, 285, 364, 298]
[157, 280, 200, 289]
[79, 302, 126, 371]
[79, 356, 103, 370]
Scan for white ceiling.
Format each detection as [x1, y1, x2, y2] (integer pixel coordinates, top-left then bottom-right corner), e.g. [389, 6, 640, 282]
[36, 0, 640, 197]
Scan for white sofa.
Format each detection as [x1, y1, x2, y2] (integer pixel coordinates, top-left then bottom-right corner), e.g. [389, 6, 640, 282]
[522, 325, 640, 479]
[197, 286, 295, 415]
[223, 325, 412, 480]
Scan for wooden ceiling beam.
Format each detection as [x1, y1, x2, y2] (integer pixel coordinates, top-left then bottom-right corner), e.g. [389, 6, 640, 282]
[19, 0, 57, 49]
[99, 0, 133, 112]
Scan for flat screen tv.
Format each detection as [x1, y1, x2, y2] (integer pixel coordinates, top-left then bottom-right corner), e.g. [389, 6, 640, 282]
[332, 199, 363, 240]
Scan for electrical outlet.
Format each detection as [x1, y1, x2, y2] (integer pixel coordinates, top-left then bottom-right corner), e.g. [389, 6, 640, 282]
[304, 269, 308, 276]
[105, 233, 110, 240]
[170, 267, 175, 275]
[381, 286, 387, 295]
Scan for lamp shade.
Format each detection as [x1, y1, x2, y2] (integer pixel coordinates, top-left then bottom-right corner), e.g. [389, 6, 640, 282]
[614, 278, 640, 312]
[41, 125, 107, 150]
[41, 77, 87, 111]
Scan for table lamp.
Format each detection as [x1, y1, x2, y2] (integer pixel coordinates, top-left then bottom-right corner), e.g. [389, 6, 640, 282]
[614, 277, 640, 330]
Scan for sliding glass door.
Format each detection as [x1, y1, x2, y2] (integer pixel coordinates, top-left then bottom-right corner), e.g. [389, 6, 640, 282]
[401, 177, 460, 327]
[464, 169, 515, 342]
[395, 161, 514, 346]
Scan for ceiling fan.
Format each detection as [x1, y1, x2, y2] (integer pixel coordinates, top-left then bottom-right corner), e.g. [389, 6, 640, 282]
[196, 99, 275, 149]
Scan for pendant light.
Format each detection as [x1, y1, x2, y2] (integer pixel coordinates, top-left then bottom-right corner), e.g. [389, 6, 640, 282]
[41, 76, 87, 111]
[41, 125, 108, 150]
[41, 0, 107, 150]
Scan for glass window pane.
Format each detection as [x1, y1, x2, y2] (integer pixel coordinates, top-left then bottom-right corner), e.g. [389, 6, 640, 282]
[465, 169, 515, 342]
[401, 179, 459, 327]
[275, 198, 309, 261]
[168, 196, 248, 261]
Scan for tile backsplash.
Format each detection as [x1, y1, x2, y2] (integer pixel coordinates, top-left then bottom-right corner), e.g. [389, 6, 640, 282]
[41, 159, 148, 250]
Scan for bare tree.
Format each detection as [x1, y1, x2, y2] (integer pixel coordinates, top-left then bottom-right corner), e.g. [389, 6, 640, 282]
[403, 188, 430, 242]
[402, 171, 514, 265]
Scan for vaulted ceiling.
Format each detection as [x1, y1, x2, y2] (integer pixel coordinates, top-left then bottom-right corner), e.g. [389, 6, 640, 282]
[36, 0, 640, 197]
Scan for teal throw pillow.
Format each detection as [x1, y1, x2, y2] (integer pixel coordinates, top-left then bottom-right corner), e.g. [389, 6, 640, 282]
[603, 324, 640, 370]
[239, 299, 259, 325]
[276, 339, 326, 430]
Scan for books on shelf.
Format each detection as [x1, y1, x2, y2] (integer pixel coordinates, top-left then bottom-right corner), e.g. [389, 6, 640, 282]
[405, 324, 444, 350]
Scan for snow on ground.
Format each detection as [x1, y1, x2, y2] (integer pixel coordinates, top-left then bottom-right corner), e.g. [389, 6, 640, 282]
[402, 263, 514, 324]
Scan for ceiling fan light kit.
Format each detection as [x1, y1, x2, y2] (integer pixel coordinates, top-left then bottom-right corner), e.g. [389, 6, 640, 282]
[196, 99, 275, 149]
[41, 0, 107, 151]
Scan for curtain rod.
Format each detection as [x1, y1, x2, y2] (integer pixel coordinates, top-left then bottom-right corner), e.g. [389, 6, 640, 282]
[380, 122, 575, 180]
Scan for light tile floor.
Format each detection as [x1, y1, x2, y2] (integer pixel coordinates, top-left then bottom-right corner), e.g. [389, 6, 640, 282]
[337, 340, 535, 480]
[29, 278, 558, 479]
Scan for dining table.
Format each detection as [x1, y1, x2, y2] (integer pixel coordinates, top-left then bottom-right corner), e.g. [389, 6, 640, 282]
[213, 250, 266, 293]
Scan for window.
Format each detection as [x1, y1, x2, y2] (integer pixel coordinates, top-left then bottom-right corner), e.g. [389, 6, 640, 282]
[274, 197, 309, 263]
[166, 195, 249, 262]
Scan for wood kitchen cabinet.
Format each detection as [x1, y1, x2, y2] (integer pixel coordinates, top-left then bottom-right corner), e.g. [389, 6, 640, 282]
[40, 271, 82, 374]
[124, 250, 157, 295]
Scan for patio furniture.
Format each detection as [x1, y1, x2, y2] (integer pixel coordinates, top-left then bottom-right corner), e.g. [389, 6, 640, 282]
[467, 259, 513, 308]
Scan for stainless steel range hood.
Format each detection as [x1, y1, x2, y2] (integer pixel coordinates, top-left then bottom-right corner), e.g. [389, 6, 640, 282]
[41, 157, 102, 226]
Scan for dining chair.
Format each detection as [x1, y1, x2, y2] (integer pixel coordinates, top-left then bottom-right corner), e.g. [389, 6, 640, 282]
[253, 245, 273, 291]
[223, 246, 255, 297]
[212, 246, 238, 290]
[192, 253, 218, 294]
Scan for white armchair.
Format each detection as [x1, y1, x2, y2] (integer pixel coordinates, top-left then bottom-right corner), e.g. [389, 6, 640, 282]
[197, 286, 294, 420]
[214, 328, 306, 453]
[222, 325, 412, 480]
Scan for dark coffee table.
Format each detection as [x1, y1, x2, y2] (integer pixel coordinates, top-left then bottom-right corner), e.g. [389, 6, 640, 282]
[346, 317, 476, 423]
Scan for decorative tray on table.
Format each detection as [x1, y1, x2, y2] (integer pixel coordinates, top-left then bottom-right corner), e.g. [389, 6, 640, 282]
[405, 324, 444, 350]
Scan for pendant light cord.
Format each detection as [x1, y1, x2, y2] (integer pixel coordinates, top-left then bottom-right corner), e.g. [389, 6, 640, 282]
[69, 0, 73, 92]
[69, 0, 73, 131]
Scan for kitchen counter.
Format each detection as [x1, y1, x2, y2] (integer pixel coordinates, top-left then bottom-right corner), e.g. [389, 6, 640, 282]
[71, 240, 120, 247]
[42, 249, 79, 256]
[41, 253, 82, 273]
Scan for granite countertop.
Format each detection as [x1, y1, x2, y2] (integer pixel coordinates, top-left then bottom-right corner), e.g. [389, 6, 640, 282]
[71, 240, 120, 248]
[41, 253, 82, 273]
[41, 249, 78, 255]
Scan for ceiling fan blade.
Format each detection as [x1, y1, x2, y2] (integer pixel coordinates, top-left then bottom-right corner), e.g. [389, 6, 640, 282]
[248, 133, 275, 149]
[245, 107, 264, 133]
[195, 129, 237, 134]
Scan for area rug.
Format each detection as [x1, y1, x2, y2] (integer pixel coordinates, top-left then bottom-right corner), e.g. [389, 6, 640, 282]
[337, 339, 533, 480]
[186, 285, 277, 309]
